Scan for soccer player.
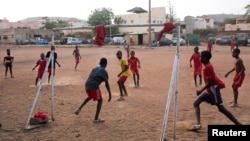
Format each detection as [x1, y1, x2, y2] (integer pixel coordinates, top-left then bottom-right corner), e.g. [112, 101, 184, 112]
[46, 45, 61, 83]
[128, 50, 141, 88]
[190, 46, 202, 87]
[116, 50, 131, 101]
[32, 53, 47, 86]
[73, 45, 81, 70]
[190, 50, 242, 131]
[3, 49, 14, 78]
[224, 48, 245, 107]
[75, 58, 111, 123]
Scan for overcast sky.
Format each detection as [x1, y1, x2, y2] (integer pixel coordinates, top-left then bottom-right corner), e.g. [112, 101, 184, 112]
[1, 0, 249, 22]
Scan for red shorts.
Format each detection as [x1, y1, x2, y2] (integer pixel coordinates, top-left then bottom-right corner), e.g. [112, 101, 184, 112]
[47, 68, 55, 74]
[193, 69, 202, 76]
[119, 75, 128, 83]
[85, 89, 102, 101]
[75, 56, 80, 63]
[232, 72, 245, 88]
[130, 68, 139, 74]
[37, 70, 44, 79]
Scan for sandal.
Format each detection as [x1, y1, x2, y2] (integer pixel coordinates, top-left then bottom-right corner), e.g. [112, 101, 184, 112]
[189, 124, 202, 131]
[75, 109, 81, 115]
[93, 118, 105, 123]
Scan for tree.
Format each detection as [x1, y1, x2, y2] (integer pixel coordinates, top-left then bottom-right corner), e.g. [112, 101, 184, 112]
[87, 8, 116, 35]
[57, 20, 69, 28]
[244, 3, 250, 23]
[223, 18, 236, 25]
[113, 17, 124, 25]
[40, 21, 57, 29]
[87, 8, 113, 26]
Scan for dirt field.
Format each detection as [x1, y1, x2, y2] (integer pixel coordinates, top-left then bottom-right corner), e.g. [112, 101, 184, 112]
[0, 44, 249, 141]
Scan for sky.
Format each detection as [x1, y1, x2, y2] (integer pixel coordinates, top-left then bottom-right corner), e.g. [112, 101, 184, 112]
[1, 0, 249, 22]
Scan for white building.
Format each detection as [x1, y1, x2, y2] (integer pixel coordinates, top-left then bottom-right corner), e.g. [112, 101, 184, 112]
[115, 7, 166, 34]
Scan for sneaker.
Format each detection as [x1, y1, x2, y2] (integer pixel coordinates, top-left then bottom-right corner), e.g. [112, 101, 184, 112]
[117, 97, 125, 101]
[230, 103, 238, 107]
[75, 109, 81, 115]
[189, 124, 202, 131]
[93, 118, 105, 123]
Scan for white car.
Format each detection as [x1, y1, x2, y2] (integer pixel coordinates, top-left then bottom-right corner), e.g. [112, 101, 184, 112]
[113, 37, 125, 45]
[172, 37, 186, 46]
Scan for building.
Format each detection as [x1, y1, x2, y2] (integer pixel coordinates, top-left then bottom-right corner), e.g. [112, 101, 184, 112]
[0, 28, 60, 44]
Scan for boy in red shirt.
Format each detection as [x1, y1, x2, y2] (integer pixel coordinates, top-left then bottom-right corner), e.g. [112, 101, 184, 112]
[189, 46, 202, 87]
[32, 53, 47, 86]
[207, 40, 213, 53]
[190, 51, 242, 131]
[73, 45, 81, 70]
[128, 50, 141, 88]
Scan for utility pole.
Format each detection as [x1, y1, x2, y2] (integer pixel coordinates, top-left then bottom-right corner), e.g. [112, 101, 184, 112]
[148, 0, 152, 47]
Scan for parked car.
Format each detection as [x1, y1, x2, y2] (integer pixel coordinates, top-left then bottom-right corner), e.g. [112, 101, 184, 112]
[157, 37, 173, 46]
[236, 33, 248, 46]
[36, 39, 48, 45]
[112, 37, 125, 45]
[172, 37, 186, 46]
[29, 38, 37, 44]
[207, 37, 216, 44]
[217, 36, 231, 45]
[104, 37, 113, 44]
[78, 38, 89, 44]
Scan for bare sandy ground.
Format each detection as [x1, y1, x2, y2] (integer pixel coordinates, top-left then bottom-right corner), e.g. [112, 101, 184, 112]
[0, 44, 249, 141]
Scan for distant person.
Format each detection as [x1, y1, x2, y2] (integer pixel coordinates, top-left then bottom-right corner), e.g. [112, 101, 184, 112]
[190, 50, 242, 131]
[207, 40, 213, 53]
[116, 50, 131, 101]
[235, 37, 239, 49]
[189, 46, 202, 87]
[32, 53, 47, 86]
[75, 58, 111, 123]
[128, 50, 141, 88]
[46, 45, 61, 83]
[230, 37, 235, 52]
[224, 48, 245, 107]
[73, 45, 81, 70]
[3, 49, 14, 78]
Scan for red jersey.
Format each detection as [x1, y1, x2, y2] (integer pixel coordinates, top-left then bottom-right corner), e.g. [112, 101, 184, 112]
[128, 57, 139, 72]
[36, 59, 47, 79]
[190, 53, 202, 71]
[203, 62, 225, 93]
[4, 55, 14, 64]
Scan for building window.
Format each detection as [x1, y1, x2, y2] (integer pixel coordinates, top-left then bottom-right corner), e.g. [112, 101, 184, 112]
[0, 36, 1, 40]
[153, 20, 156, 23]
[131, 20, 134, 24]
[12, 35, 14, 38]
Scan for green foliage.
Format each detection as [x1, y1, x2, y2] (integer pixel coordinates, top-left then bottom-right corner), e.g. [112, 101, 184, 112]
[87, 8, 113, 26]
[193, 28, 218, 42]
[114, 17, 124, 24]
[40, 20, 68, 29]
[87, 8, 121, 36]
[223, 18, 236, 25]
